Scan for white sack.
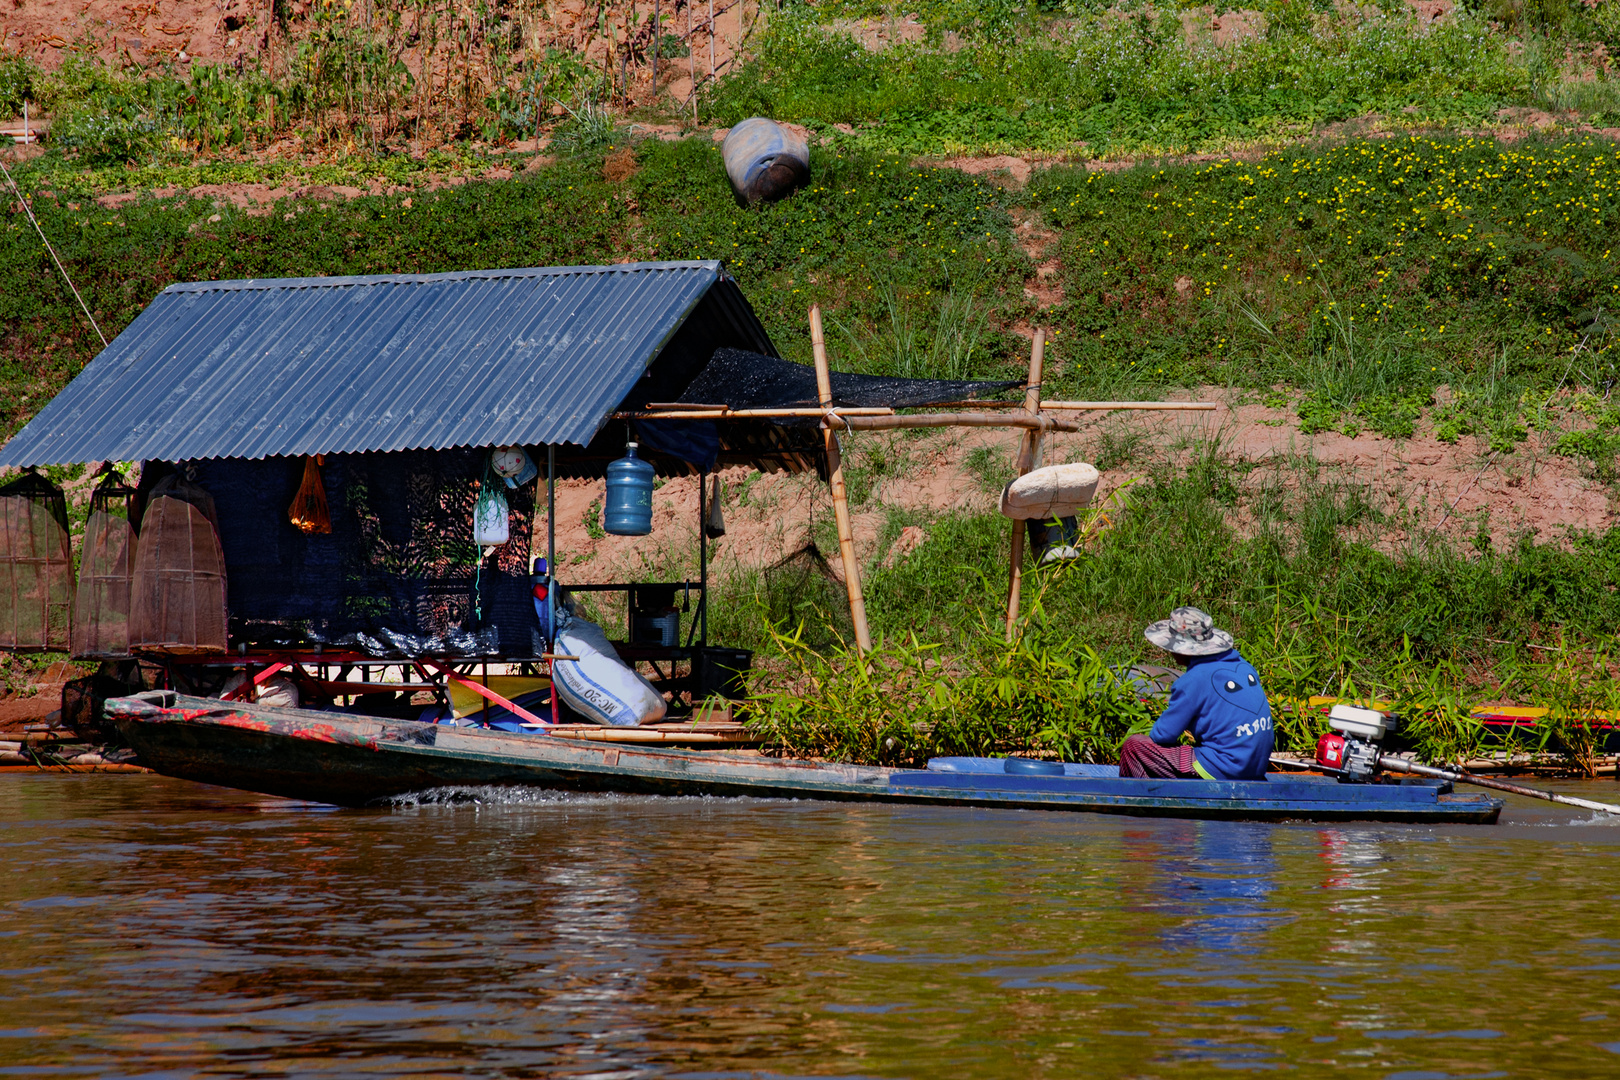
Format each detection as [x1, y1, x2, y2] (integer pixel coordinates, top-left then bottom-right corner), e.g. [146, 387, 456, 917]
[999, 462, 1101, 520]
[553, 612, 668, 727]
[217, 672, 301, 709]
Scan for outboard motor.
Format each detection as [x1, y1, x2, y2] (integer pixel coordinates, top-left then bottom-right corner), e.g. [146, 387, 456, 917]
[1314, 704, 1401, 782]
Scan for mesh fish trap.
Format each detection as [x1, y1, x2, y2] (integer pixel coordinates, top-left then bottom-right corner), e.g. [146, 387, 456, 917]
[762, 542, 855, 653]
[71, 473, 138, 659]
[130, 493, 229, 655]
[0, 471, 73, 651]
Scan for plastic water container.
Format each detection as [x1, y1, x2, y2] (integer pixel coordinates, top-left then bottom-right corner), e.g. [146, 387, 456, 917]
[604, 442, 655, 535]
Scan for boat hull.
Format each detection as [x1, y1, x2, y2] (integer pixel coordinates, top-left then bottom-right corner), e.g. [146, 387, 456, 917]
[108, 693, 1503, 823]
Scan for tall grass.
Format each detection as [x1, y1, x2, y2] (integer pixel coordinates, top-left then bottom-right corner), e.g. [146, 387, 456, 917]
[745, 617, 1154, 767]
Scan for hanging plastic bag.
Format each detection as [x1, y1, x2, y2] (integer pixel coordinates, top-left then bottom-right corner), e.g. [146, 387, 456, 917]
[473, 455, 509, 549]
[288, 455, 331, 534]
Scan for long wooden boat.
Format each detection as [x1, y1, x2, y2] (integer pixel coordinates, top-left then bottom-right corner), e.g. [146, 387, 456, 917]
[105, 692, 1503, 823]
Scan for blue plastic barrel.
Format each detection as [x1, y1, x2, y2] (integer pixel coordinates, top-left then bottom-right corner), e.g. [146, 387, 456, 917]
[722, 117, 810, 206]
[604, 442, 655, 535]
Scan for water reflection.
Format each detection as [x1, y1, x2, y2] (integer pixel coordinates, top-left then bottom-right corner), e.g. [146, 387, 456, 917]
[1, 776, 1619, 1078]
[1138, 820, 1283, 956]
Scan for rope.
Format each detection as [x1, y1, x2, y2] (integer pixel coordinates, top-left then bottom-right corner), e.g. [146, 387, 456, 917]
[0, 155, 109, 348]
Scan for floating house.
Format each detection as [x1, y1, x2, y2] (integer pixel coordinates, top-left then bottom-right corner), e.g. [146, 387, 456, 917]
[0, 260, 1009, 730]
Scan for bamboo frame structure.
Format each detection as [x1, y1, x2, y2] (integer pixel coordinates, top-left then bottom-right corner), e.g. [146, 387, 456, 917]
[810, 305, 873, 654]
[608, 317, 1218, 651]
[1005, 331, 1046, 641]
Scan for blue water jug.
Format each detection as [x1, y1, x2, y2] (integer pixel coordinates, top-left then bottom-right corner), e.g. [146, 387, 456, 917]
[604, 442, 655, 535]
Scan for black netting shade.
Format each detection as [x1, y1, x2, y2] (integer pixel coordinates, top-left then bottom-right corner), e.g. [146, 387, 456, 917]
[677, 349, 1020, 410]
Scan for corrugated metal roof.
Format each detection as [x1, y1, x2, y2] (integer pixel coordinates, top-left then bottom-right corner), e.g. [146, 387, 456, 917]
[0, 260, 776, 467]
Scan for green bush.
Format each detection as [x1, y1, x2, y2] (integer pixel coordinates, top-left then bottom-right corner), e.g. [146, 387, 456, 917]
[0, 56, 34, 119]
[745, 621, 1154, 766]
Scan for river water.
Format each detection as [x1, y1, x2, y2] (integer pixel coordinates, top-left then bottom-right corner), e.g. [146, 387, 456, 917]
[1, 774, 1618, 1078]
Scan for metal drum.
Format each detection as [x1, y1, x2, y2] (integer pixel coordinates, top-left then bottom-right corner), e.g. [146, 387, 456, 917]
[722, 117, 810, 206]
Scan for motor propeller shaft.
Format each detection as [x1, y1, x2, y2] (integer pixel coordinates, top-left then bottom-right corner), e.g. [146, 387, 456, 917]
[1375, 754, 1620, 817]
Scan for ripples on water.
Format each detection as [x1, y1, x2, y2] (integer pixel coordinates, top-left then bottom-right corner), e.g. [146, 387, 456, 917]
[2, 774, 1618, 1078]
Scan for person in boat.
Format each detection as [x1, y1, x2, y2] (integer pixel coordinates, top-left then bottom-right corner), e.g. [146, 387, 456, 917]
[1118, 606, 1273, 781]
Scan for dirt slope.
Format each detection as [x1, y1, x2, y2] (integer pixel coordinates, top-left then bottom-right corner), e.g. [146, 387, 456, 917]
[547, 389, 1616, 588]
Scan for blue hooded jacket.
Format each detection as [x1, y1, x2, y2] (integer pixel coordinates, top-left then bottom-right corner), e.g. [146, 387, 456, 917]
[1149, 648, 1273, 781]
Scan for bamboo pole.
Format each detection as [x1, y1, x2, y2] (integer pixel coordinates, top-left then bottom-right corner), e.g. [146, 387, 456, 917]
[1005, 330, 1046, 641]
[917, 399, 1218, 412]
[828, 412, 1079, 433]
[810, 304, 872, 654]
[618, 406, 895, 419]
[623, 409, 1074, 429]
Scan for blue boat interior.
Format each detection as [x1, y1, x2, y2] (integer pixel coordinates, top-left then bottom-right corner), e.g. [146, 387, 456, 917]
[927, 756, 1120, 778]
[911, 758, 1458, 802]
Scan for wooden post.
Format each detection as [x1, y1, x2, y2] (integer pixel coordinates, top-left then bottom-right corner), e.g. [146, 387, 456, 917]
[810, 304, 872, 654]
[1005, 330, 1046, 641]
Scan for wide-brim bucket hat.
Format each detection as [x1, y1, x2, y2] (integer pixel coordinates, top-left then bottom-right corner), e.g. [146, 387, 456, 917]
[1144, 606, 1234, 657]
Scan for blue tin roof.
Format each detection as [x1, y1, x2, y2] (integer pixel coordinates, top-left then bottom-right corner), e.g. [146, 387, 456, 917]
[0, 260, 776, 466]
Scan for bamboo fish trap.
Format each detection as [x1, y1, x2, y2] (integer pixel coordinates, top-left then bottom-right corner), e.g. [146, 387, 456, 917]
[71, 473, 138, 659]
[0, 471, 72, 651]
[130, 490, 228, 655]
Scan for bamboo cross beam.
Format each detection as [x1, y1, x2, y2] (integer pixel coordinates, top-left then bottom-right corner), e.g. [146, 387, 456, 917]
[825, 411, 1079, 433]
[1041, 400, 1217, 411]
[622, 404, 1209, 422]
[913, 399, 1219, 412]
[810, 305, 872, 655]
[619, 406, 896, 420]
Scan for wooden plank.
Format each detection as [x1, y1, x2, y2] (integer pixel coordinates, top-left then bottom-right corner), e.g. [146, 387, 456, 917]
[545, 727, 759, 744]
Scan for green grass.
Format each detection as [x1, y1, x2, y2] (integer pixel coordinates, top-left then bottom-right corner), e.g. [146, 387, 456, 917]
[1027, 134, 1620, 426]
[710, 4, 1565, 158]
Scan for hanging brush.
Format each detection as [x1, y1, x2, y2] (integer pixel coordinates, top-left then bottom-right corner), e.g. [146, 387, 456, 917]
[288, 454, 331, 534]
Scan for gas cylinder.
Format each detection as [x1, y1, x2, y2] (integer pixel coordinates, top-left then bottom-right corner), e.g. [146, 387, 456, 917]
[604, 442, 655, 535]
